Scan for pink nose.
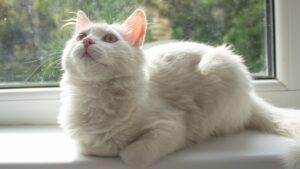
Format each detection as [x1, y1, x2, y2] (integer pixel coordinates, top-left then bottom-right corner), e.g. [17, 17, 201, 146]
[83, 38, 95, 48]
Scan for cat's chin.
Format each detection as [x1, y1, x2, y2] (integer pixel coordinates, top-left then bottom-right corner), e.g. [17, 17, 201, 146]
[65, 59, 110, 82]
[67, 72, 109, 82]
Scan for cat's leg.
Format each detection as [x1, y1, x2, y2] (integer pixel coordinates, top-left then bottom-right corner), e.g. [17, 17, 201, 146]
[77, 140, 119, 157]
[120, 119, 186, 167]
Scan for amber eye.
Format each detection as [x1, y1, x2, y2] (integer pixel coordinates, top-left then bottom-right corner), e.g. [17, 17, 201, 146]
[77, 32, 87, 41]
[102, 33, 118, 43]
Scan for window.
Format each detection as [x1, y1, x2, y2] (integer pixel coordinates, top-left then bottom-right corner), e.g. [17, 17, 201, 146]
[0, 0, 273, 88]
[1, 0, 300, 125]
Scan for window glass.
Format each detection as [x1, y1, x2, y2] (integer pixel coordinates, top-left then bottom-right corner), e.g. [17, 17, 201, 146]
[0, 0, 272, 88]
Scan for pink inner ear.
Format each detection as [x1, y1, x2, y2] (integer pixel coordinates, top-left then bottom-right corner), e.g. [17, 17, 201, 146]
[122, 10, 146, 47]
[75, 11, 90, 33]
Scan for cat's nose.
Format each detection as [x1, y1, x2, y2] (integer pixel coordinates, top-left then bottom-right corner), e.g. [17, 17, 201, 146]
[82, 38, 95, 48]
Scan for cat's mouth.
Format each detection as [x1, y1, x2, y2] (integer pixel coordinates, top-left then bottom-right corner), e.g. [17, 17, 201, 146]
[81, 51, 96, 61]
[80, 51, 109, 68]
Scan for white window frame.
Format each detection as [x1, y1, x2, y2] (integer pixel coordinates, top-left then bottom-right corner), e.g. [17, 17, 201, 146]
[0, 0, 299, 125]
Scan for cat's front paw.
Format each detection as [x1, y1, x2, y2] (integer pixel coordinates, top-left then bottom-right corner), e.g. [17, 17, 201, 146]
[78, 142, 119, 157]
[120, 145, 156, 167]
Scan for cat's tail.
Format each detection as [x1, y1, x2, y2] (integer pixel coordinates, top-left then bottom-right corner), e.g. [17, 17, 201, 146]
[247, 93, 300, 169]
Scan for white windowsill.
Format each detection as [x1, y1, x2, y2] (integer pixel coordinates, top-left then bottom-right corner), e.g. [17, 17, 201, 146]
[0, 126, 293, 169]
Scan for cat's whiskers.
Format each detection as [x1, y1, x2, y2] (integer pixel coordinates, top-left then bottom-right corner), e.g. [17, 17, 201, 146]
[61, 18, 76, 30]
[24, 51, 62, 81]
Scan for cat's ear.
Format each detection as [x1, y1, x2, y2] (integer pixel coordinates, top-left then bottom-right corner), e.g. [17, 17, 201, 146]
[75, 10, 90, 33]
[122, 9, 146, 47]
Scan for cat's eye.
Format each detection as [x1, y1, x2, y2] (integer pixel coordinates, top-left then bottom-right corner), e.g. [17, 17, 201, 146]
[102, 33, 118, 43]
[77, 32, 87, 41]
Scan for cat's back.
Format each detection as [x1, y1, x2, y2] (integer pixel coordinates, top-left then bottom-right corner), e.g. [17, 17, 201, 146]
[145, 42, 212, 69]
[144, 41, 213, 89]
[144, 41, 250, 91]
[145, 41, 251, 120]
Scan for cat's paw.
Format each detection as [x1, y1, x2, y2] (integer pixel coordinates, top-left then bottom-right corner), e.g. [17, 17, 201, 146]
[120, 145, 156, 167]
[78, 142, 119, 157]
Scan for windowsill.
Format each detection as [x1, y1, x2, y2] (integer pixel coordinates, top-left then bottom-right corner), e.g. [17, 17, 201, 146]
[0, 126, 293, 169]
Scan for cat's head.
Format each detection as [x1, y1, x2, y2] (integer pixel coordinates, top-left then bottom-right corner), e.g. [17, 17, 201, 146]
[62, 9, 146, 82]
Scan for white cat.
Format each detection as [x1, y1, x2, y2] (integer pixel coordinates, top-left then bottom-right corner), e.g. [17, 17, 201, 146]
[58, 9, 300, 168]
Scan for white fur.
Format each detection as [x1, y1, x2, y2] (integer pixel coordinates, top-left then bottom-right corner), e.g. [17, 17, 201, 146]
[58, 11, 300, 168]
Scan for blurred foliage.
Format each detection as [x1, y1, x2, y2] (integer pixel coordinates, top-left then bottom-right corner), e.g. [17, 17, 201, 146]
[0, 0, 267, 86]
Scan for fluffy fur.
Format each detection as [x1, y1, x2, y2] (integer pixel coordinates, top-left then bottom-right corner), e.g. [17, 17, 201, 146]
[58, 9, 300, 168]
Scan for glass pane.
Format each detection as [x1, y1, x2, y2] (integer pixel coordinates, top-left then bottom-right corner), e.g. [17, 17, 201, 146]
[0, 0, 272, 88]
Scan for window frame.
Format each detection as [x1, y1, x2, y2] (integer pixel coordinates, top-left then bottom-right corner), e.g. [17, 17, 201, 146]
[264, 0, 276, 79]
[1, 0, 300, 125]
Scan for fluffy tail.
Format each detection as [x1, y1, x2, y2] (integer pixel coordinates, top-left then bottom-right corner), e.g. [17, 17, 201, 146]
[247, 93, 300, 169]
